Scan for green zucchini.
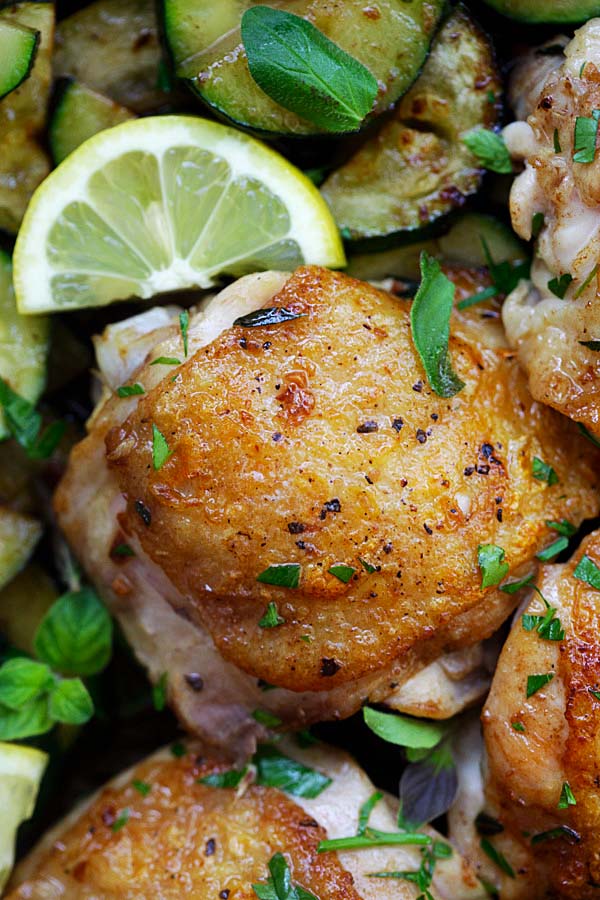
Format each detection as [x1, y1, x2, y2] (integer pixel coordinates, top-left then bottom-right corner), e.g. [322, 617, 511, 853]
[163, 0, 444, 136]
[0, 1, 53, 235]
[54, 0, 176, 114]
[346, 213, 527, 282]
[321, 6, 502, 247]
[481, 0, 600, 23]
[0, 19, 39, 101]
[50, 80, 135, 165]
[0, 251, 48, 440]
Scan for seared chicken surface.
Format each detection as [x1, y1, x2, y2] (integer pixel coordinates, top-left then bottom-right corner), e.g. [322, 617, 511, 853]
[450, 531, 600, 899]
[54, 265, 600, 755]
[504, 19, 600, 434]
[7, 739, 484, 900]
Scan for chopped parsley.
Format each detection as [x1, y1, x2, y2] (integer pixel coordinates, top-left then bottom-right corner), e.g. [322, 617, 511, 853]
[532, 456, 559, 485]
[511, 721, 526, 733]
[500, 574, 535, 594]
[258, 601, 285, 628]
[152, 424, 172, 471]
[152, 672, 168, 711]
[573, 110, 600, 164]
[574, 263, 599, 298]
[553, 128, 562, 153]
[526, 672, 554, 698]
[546, 519, 576, 537]
[150, 356, 181, 366]
[357, 791, 383, 835]
[252, 852, 318, 900]
[573, 554, 600, 589]
[132, 780, 151, 796]
[547, 273, 572, 299]
[111, 808, 130, 833]
[328, 563, 355, 583]
[0, 378, 65, 460]
[257, 563, 301, 588]
[462, 128, 512, 174]
[478, 544, 509, 589]
[531, 212, 544, 239]
[112, 543, 135, 558]
[252, 709, 282, 729]
[531, 825, 580, 845]
[522, 602, 565, 641]
[318, 828, 431, 853]
[359, 558, 377, 574]
[367, 841, 452, 898]
[558, 781, 576, 809]
[199, 768, 247, 789]
[117, 383, 145, 397]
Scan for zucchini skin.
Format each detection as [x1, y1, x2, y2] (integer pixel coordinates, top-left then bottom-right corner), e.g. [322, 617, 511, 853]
[161, 0, 445, 138]
[0, 20, 39, 101]
[321, 5, 503, 248]
[482, 0, 600, 23]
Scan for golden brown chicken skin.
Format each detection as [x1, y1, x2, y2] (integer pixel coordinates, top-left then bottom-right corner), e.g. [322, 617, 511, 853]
[455, 531, 600, 899]
[7, 739, 484, 900]
[103, 265, 600, 694]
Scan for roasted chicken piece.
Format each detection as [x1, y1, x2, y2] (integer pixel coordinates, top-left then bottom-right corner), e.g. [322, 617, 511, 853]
[449, 531, 600, 899]
[7, 738, 484, 900]
[503, 19, 600, 434]
[54, 265, 600, 756]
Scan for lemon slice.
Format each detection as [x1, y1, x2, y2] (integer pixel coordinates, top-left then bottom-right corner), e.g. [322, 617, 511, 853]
[0, 741, 47, 891]
[14, 115, 346, 314]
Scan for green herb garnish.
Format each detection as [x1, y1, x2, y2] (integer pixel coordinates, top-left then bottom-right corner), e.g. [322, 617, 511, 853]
[532, 456, 559, 485]
[152, 672, 168, 711]
[179, 309, 189, 357]
[480, 838, 515, 878]
[574, 554, 600, 589]
[462, 129, 512, 174]
[363, 706, 446, 750]
[258, 601, 285, 628]
[328, 563, 355, 584]
[478, 544, 509, 589]
[253, 852, 318, 900]
[111, 809, 130, 833]
[257, 563, 301, 588]
[410, 252, 464, 398]
[0, 378, 64, 459]
[573, 110, 600, 163]
[152, 424, 172, 471]
[117, 383, 145, 398]
[558, 781, 576, 809]
[526, 673, 554, 698]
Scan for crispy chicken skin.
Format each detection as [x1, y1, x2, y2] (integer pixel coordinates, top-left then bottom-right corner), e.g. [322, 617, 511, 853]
[450, 531, 600, 899]
[7, 740, 485, 900]
[55, 265, 600, 753]
[503, 20, 600, 434]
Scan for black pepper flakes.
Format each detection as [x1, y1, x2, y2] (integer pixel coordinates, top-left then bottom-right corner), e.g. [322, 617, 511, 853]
[392, 417, 404, 432]
[185, 673, 204, 692]
[287, 521, 305, 534]
[205, 839, 216, 856]
[464, 466, 475, 476]
[320, 658, 341, 677]
[423, 523, 433, 535]
[412, 381, 423, 392]
[320, 499, 341, 519]
[357, 420, 378, 434]
[272, 432, 283, 442]
[134, 500, 151, 526]
[416, 429, 427, 444]
[497, 508, 503, 522]
[383, 542, 393, 554]
[219, 892, 230, 899]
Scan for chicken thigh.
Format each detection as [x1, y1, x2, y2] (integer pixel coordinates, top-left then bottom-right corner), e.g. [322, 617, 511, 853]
[54, 265, 600, 756]
[503, 19, 600, 434]
[449, 531, 600, 899]
[7, 738, 484, 900]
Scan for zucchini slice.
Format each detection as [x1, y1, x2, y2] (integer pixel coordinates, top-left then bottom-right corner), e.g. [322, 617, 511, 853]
[49, 80, 135, 165]
[321, 6, 502, 246]
[0, 507, 41, 592]
[0, 251, 48, 440]
[0, 2, 54, 235]
[0, 19, 39, 101]
[346, 213, 528, 282]
[482, 0, 600, 23]
[54, 0, 176, 113]
[163, 0, 444, 136]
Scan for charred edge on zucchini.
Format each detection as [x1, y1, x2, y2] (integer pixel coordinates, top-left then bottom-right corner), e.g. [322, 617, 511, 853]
[320, 5, 503, 248]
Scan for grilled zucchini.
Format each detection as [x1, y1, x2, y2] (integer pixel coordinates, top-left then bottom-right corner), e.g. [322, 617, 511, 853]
[0, 19, 39, 101]
[0, 1, 54, 235]
[163, 0, 444, 136]
[321, 6, 502, 246]
[54, 0, 174, 113]
[49, 80, 135, 165]
[482, 0, 600, 23]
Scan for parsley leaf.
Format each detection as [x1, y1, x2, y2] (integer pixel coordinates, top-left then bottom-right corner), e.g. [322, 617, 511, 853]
[500, 574, 535, 595]
[241, 7, 378, 134]
[410, 253, 464, 398]
[117, 383, 145, 398]
[522, 604, 565, 641]
[152, 424, 172, 471]
[152, 672, 168, 711]
[547, 273, 573, 298]
[253, 852, 319, 900]
[531, 212, 544, 238]
[463, 128, 512, 174]
[532, 456, 559, 485]
[573, 110, 600, 163]
[254, 744, 332, 798]
[526, 673, 554, 698]
[34, 587, 113, 677]
[558, 781, 576, 809]
[252, 709, 283, 728]
[575, 264, 599, 298]
[150, 356, 181, 366]
[199, 768, 248, 789]
[478, 544, 509, 589]
[480, 838, 515, 878]
[328, 563, 355, 583]
[257, 563, 301, 588]
[132, 780, 151, 796]
[258, 601, 285, 628]
[357, 791, 383, 835]
[546, 519, 577, 537]
[111, 809, 130, 833]
[574, 554, 600, 589]
[554, 128, 562, 153]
